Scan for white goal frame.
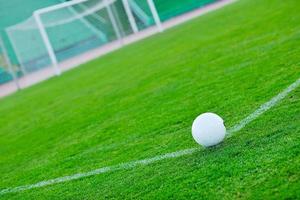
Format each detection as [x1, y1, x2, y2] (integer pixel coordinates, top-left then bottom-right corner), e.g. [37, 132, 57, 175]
[32, 0, 163, 76]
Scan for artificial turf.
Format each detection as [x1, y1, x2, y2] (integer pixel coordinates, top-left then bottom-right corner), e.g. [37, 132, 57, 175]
[0, 0, 299, 199]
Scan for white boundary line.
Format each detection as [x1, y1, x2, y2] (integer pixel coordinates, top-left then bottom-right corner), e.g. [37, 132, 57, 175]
[227, 78, 300, 135]
[1, 77, 299, 195]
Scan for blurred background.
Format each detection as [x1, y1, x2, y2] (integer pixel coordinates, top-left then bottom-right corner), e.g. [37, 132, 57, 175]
[0, 0, 217, 90]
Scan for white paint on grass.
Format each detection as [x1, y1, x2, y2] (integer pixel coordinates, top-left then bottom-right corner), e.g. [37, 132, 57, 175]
[227, 78, 300, 135]
[0, 148, 198, 195]
[1, 77, 299, 195]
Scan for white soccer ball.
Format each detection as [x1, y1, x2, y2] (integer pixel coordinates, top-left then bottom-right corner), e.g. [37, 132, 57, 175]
[192, 112, 226, 147]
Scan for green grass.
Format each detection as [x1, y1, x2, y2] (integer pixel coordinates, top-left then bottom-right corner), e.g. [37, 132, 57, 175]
[0, 0, 300, 199]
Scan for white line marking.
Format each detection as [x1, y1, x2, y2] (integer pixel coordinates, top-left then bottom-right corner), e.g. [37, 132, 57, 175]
[227, 78, 300, 135]
[1, 77, 299, 195]
[0, 148, 199, 195]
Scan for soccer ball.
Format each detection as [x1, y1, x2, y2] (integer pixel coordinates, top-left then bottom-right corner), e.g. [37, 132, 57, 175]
[192, 112, 226, 147]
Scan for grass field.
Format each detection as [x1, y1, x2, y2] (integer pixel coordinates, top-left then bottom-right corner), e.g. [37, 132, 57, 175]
[0, 0, 300, 199]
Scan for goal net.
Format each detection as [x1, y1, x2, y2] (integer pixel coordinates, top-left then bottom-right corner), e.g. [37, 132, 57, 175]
[6, 0, 160, 75]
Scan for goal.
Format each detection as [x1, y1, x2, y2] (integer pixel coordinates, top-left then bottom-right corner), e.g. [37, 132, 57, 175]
[6, 0, 162, 76]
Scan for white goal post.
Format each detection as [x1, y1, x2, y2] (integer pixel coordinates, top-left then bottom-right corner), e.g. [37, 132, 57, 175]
[6, 0, 163, 77]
